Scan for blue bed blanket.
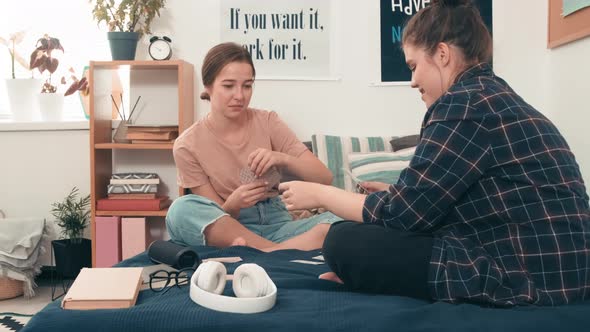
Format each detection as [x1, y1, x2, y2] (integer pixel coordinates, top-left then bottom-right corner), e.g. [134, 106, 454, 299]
[23, 246, 590, 332]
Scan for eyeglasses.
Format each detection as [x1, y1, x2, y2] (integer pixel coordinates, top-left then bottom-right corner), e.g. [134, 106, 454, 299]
[149, 267, 195, 294]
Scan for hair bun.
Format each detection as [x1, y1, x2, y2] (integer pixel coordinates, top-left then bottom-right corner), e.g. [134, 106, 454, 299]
[432, 0, 471, 7]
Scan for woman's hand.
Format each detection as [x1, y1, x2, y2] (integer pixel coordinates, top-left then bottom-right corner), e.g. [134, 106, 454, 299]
[359, 181, 390, 193]
[248, 148, 287, 177]
[224, 181, 268, 216]
[278, 181, 323, 211]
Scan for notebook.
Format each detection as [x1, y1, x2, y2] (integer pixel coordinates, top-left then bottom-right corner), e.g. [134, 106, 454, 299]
[61, 267, 143, 310]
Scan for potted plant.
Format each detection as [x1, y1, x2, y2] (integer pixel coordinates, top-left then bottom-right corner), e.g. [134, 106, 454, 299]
[50, 187, 92, 278]
[90, 0, 167, 60]
[29, 35, 88, 121]
[0, 31, 44, 121]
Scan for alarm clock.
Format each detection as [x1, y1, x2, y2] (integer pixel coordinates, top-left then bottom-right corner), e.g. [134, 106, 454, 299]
[148, 36, 172, 61]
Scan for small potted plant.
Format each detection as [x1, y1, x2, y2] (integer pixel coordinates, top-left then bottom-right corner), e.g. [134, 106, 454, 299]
[29, 35, 88, 121]
[90, 0, 167, 60]
[0, 31, 44, 121]
[50, 187, 92, 278]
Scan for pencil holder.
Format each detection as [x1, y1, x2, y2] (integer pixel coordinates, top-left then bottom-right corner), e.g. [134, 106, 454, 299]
[113, 121, 131, 143]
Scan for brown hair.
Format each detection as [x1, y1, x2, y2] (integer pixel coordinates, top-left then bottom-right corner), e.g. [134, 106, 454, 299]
[402, 0, 492, 64]
[200, 42, 256, 100]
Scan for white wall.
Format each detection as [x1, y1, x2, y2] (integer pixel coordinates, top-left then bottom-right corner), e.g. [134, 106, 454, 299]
[150, 0, 425, 138]
[492, 1, 590, 189]
[546, 35, 590, 190]
[1, 1, 589, 265]
[0, 129, 90, 265]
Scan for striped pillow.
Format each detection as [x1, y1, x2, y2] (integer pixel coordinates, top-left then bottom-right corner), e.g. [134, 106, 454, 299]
[312, 134, 395, 191]
[348, 148, 416, 190]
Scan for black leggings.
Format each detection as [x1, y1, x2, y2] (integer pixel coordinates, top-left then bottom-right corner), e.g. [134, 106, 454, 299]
[322, 221, 434, 301]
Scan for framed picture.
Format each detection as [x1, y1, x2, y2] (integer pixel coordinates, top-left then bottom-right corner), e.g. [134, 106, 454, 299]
[379, 0, 492, 83]
[548, 0, 590, 49]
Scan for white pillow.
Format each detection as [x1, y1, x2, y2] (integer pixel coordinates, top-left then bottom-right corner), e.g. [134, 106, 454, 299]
[312, 134, 395, 191]
[347, 147, 416, 191]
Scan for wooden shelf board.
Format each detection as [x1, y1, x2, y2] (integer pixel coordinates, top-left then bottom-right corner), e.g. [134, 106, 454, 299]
[90, 60, 186, 70]
[95, 143, 173, 150]
[96, 209, 168, 217]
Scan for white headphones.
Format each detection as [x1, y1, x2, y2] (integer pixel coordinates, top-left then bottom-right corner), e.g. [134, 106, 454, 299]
[190, 261, 277, 314]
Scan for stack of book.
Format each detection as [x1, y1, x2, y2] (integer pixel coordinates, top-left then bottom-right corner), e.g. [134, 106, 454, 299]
[97, 173, 171, 211]
[125, 125, 179, 144]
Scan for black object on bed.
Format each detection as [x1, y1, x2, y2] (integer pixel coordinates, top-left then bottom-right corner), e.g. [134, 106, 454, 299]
[147, 240, 201, 269]
[23, 246, 590, 332]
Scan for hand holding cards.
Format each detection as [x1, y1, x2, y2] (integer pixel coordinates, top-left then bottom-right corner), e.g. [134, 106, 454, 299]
[239, 167, 281, 193]
[341, 168, 369, 194]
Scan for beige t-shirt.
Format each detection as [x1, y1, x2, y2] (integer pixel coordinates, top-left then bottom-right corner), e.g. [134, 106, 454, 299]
[173, 108, 308, 200]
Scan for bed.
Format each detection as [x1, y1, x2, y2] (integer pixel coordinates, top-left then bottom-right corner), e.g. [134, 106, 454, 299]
[22, 245, 590, 332]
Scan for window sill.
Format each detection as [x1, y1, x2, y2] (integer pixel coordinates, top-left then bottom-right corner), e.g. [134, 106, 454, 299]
[0, 119, 89, 132]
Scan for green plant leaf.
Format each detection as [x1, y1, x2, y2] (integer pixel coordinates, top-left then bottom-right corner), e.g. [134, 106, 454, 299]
[51, 187, 90, 240]
[46, 58, 59, 74]
[29, 49, 43, 70]
[37, 37, 48, 50]
[64, 76, 87, 96]
[89, 0, 166, 37]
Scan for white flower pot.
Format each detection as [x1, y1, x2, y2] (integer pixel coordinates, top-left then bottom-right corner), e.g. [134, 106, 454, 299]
[4, 79, 44, 121]
[38, 93, 65, 122]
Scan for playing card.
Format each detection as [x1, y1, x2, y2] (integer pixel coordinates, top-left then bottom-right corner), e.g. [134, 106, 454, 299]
[342, 168, 369, 194]
[290, 260, 325, 265]
[239, 167, 281, 192]
[239, 167, 259, 185]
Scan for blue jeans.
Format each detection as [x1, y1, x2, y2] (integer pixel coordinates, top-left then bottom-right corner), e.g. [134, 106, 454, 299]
[166, 194, 342, 246]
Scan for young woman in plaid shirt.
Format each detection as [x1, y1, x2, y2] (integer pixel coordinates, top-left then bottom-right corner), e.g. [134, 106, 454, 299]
[279, 0, 590, 306]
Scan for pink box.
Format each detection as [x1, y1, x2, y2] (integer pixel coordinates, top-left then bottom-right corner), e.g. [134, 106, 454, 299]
[121, 217, 149, 260]
[95, 216, 121, 267]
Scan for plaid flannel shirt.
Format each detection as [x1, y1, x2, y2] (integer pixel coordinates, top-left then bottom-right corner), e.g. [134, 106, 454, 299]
[364, 63, 590, 306]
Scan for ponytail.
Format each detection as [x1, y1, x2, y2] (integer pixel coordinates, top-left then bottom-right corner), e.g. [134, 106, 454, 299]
[402, 0, 492, 64]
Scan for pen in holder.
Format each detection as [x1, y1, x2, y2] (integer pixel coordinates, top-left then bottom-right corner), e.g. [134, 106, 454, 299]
[113, 120, 131, 143]
[111, 93, 141, 143]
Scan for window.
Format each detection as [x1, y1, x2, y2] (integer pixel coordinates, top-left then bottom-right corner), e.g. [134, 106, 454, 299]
[1, 1, 111, 120]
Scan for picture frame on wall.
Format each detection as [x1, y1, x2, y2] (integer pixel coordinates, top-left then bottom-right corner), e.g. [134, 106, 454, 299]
[548, 0, 590, 49]
[379, 0, 493, 84]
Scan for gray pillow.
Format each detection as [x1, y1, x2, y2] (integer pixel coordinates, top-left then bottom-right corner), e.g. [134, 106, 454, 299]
[390, 135, 420, 151]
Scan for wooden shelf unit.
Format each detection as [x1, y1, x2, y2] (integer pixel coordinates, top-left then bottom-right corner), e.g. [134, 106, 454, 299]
[94, 143, 174, 150]
[89, 59, 194, 267]
[95, 209, 169, 217]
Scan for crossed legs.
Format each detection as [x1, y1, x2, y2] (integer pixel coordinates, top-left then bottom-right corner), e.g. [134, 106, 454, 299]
[204, 215, 331, 252]
[167, 194, 332, 252]
[204, 215, 274, 249]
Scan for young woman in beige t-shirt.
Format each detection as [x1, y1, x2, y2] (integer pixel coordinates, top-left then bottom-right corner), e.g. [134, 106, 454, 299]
[167, 42, 342, 251]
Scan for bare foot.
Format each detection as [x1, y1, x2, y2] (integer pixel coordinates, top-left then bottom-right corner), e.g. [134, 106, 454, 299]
[259, 242, 293, 252]
[260, 224, 331, 252]
[319, 272, 343, 284]
[259, 245, 277, 253]
[231, 237, 247, 247]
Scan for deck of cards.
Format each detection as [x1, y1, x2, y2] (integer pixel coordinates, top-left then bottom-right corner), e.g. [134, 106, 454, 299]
[239, 167, 281, 193]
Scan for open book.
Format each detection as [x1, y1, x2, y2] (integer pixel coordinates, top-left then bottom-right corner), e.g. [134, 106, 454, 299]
[61, 267, 143, 310]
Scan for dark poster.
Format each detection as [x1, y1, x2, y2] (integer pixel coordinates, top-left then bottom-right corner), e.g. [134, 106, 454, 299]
[380, 0, 493, 83]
